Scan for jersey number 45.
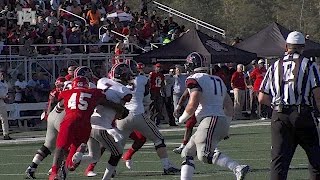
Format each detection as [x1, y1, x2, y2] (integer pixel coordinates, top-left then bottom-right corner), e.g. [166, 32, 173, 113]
[68, 92, 92, 110]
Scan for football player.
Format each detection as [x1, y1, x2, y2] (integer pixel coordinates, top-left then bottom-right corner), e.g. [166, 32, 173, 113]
[72, 63, 132, 180]
[116, 60, 180, 175]
[178, 52, 250, 180]
[42, 77, 67, 120]
[49, 76, 127, 180]
[25, 67, 119, 179]
[83, 62, 148, 176]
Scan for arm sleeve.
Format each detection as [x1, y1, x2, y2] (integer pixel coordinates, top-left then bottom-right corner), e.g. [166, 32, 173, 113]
[186, 78, 202, 92]
[309, 62, 320, 89]
[259, 66, 272, 94]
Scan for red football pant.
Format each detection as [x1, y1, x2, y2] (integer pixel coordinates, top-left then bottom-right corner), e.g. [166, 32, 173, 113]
[56, 115, 91, 151]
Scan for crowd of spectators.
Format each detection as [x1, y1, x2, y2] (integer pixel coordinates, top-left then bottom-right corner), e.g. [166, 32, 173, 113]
[0, 0, 187, 55]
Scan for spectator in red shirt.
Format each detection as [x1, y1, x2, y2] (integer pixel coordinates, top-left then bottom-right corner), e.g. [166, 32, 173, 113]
[65, 65, 77, 81]
[231, 64, 247, 120]
[250, 59, 268, 119]
[149, 63, 165, 125]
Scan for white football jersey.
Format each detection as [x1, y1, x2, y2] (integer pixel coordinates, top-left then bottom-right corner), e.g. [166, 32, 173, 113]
[91, 77, 131, 130]
[125, 75, 149, 115]
[187, 73, 227, 120]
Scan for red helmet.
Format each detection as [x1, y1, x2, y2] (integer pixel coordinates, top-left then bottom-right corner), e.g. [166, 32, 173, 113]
[55, 77, 67, 91]
[72, 76, 89, 89]
[137, 62, 145, 69]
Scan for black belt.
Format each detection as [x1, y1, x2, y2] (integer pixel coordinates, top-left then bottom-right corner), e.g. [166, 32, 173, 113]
[273, 105, 313, 113]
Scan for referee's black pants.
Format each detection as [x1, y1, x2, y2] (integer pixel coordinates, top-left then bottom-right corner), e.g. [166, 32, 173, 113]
[271, 108, 320, 180]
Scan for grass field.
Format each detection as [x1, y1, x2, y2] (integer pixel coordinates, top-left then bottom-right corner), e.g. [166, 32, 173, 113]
[0, 121, 312, 180]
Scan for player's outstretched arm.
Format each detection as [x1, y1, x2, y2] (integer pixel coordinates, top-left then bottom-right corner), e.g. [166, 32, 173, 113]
[178, 90, 201, 124]
[173, 89, 190, 118]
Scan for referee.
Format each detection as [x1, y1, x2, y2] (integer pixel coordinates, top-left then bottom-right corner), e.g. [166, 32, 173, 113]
[259, 31, 320, 180]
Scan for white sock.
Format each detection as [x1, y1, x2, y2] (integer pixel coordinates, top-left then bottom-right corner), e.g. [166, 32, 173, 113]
[32, 154, 42, 165]
[102, 163, 116, 180]
[160, 158, 170, 169]
[180, 144, 186, 148]
[181, 163, 195, 180]
[213, 153, 239, 172]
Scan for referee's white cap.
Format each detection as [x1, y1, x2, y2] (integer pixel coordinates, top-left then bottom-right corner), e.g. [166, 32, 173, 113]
[286, 31, 305, 44]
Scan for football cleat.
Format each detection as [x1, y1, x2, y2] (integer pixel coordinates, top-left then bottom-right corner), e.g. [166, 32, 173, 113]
[25, 166, 36, 179]
[163, 167, 181, 175]
[173, 145, 185, 154]
[235, 165, 250, 180]
[85, 163, 97, 177]
[85, 171, 97, 177]
[125, 160, 133, 170]
[47, 168, 52, 175]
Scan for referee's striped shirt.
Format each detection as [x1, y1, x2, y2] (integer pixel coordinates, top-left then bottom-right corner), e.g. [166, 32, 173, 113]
[260, 53, 320, 106]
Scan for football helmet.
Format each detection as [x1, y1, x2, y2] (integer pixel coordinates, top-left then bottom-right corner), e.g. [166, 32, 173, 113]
[74, 66, 93, 79]
[72, 76, 89, 89]
[55, 77, 67, 91]
[185, 52, 206, 72]
[109, 63, 133, 84]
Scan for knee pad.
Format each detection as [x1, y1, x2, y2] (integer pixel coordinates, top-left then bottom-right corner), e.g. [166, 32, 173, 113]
[154, 139, 166, 150]
[108, 155, 122, 166]
[36, 145, 51, 158]
[182, 156, 195, 169]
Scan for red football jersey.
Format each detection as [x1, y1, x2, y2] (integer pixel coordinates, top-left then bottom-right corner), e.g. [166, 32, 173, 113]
[58, 88, 106, 121]
[149, 71, 164, 93]
[49, 88, 60, 100]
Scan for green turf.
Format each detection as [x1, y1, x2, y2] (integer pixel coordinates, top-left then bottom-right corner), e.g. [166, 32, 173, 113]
[0, 125, 312, 180]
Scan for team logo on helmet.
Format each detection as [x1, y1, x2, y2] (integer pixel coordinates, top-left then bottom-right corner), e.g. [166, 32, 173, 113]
[185, 52, 205, 72]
